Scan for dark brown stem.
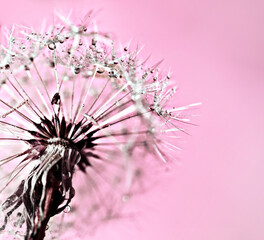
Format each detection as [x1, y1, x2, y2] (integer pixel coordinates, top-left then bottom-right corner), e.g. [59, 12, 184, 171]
[28, 172, 61, 240]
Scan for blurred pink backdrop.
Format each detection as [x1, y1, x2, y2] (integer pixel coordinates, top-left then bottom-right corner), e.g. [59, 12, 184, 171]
[0, 0, 264, 239]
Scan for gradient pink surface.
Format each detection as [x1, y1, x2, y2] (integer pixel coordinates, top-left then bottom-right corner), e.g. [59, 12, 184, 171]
[0, 0, 264, 240]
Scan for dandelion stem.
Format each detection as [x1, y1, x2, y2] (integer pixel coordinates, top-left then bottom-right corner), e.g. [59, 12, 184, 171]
[29, 169, 62, 240]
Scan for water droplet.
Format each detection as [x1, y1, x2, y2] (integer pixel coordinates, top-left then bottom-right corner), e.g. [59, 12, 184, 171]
[74, 67, 80, 74]
[87, 70, 93, 76]
[63, 205, 71, 213]
[92, 38, 97, 46]
[97, 68, 105, 74]
[51, 93, 60, 105]
[49, 61, 55, 68]
[122, 194, 130, 202]
[17, 212, 22, 217]
[48, 42, 56, 50]
[24, 65, 30, 71]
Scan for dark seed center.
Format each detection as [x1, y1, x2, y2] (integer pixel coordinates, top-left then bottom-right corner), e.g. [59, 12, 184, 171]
[47, 138, 70, 147]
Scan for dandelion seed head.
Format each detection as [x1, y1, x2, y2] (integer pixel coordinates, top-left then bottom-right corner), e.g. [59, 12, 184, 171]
[0, 12, 198, 239]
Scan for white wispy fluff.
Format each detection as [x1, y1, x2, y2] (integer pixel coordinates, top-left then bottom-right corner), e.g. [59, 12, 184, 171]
[0, 12, 200, 239]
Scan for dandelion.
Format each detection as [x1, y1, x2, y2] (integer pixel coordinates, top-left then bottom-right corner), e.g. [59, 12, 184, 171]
[0, 12, 200, 240]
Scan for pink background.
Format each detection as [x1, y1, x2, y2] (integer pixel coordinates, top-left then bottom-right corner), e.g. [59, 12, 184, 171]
[0, 0, 264, 239]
